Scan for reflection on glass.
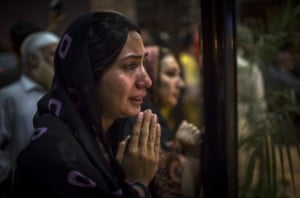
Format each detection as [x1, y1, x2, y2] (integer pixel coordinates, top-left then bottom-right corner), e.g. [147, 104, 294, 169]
[237, 1, 300, 197]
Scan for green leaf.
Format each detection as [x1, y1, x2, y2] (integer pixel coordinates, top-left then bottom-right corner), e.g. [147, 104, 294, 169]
[278, 141, 287, 195]
[270, 135, 277, 197]
[285, 142, 296, 195]
[240, 150, 258, 198]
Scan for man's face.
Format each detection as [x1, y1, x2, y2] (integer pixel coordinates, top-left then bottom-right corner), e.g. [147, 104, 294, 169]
[31, 43, 57, 90]
[39, 43, 57, 67]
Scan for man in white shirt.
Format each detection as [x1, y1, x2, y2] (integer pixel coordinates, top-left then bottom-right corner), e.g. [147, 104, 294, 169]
[0, 32, 59, 194]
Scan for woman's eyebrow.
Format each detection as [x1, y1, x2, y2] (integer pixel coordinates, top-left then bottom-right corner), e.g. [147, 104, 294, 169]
[122, 53, 142, 59]
[122, 52, 148, 59]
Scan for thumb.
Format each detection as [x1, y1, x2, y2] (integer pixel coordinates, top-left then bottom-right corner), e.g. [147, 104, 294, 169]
[115, 135, 130, 164]
[180, 120, 187, 126]
[177, 120, 187, 132]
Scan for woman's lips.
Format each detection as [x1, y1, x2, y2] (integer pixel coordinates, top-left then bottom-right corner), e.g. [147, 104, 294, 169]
[173, 92, 180, 99]
[129, 97, 144, 105]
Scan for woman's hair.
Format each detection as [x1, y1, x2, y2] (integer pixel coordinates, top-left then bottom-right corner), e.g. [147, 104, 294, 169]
[145, 46, 173, 103]
[53, 11, 140, 150]
[89, 12, 141, 78]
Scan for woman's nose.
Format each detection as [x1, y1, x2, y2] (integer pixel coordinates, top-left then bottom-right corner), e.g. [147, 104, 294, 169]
[177, 77, 185, 89]
[136, 66, 152, 89]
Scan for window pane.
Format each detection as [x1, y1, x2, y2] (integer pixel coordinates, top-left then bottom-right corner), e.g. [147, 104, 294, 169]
[237, 1, 300, 197]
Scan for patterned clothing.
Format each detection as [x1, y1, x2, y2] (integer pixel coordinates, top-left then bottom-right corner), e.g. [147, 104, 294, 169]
[14, 87, 149, 197]
[123, 100, 187, 197]
[151, 141, 188, 198]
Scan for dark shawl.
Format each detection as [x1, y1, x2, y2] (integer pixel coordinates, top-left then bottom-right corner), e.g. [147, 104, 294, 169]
[14, 12, 149, 198]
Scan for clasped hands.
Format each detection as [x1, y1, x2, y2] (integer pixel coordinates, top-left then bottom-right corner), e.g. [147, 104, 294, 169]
[176, 120, 203, 157]
[116, 109, 161, 186]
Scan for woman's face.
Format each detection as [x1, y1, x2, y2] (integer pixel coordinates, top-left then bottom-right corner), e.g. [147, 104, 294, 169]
[96, 31, 152, 119]
[157, 55, 185, 108]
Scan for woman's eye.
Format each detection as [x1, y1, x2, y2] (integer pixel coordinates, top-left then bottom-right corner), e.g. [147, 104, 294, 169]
[143, 60, 149, 68]
[166, 71, 176, 77]
[124, 63, 137, 70]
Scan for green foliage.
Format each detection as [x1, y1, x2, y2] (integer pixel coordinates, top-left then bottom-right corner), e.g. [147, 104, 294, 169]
[238, 1, 300, 65]
[239, 90, 300, 198]
[237, 1, 300, 198]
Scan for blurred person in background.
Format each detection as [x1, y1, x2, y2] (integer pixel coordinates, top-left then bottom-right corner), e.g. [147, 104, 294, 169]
[263, 45, 300, 138]
[178, 30, 202, 129]
[236, 25, 267, 136]
[47, 0, 65, 34]
[0, 20, 41, 88]
[264, 45, 300, 100]
[0, 31, 59, 198]
[124, 45, 203, 198]
[236, 46, 267, 184]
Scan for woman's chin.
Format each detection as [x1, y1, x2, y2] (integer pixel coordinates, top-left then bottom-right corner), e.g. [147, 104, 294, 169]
[123, 107, 141, 117]
[169, 99, 178, 108]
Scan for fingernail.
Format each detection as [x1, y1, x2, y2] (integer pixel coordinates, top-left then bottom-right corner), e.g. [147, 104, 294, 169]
[138, 112, 143, 119]
[144, 109, 152, 114]
[156, 123, 161, 132]
[152, 114, 157, 122]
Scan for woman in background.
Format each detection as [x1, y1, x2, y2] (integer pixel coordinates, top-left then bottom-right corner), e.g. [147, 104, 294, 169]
[144, 45, 203, 198]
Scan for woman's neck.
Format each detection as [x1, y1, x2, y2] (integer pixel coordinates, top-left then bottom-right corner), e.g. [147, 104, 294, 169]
[160, 107, 171, 118]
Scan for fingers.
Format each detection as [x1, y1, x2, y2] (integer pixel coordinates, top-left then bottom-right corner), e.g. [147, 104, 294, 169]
[178, 120, 186, 127]
[177, 120, 187, 131]
[187, 125, 200, 141]
[115, 135, 130, 164]
[176, 121, 202, 144]
[139, 110, 152, 149]
[129, 112, 143, 150]
[192, 126, 200, 134]
[177, 120, 191, 133]
[190, 125, 201, 137]
[148, 114, 157, 152]
[154, 124, 161, 157]
[128, 110, 158, 154]
[183, 122, 199, 134]
[176, 121, 189, 138]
